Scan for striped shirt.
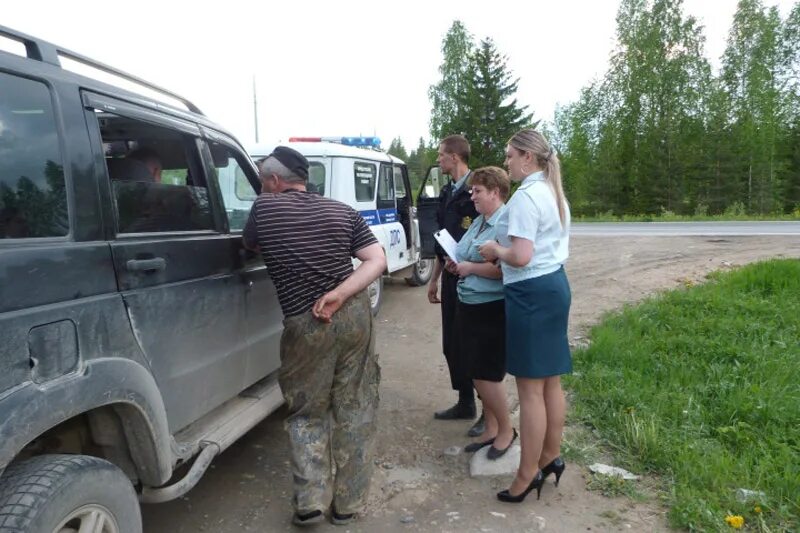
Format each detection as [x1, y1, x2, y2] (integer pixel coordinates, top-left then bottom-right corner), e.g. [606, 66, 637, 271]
[243, 190, 378, 317]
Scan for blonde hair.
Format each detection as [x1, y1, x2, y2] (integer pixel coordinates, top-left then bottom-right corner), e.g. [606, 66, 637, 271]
[508, 129, 568, 226]
[468, 166, 511, 201]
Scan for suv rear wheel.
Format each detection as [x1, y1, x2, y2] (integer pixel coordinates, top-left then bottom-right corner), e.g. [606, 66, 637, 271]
[0, 454, 141, 533]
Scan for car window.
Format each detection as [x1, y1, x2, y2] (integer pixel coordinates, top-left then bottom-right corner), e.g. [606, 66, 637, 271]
[393, 166, 407, 199]
[308, 162, 325, 196]
[206, 141, 257, 231]
[377, 164, 395, 210]
[354, 162, 376, 202]
[96, 111, 213, 234]
[0, 72, 68, 239]
[235, 165, 256, 201]
[420, 166, 445, 199]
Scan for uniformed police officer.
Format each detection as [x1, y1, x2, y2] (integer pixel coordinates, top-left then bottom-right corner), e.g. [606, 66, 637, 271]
[427, 135, 483, 433]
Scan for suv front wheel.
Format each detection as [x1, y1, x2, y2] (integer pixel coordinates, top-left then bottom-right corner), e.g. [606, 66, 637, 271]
[405, 258, 434, 287]
[0, 454, 141, 533]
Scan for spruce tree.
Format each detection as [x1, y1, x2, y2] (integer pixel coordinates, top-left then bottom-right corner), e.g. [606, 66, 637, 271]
[454, 38, 534, 168]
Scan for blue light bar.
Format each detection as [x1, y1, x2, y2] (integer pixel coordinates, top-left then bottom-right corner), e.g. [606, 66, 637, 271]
[289, 136, 382, 148]
[339, 136, 381, 147]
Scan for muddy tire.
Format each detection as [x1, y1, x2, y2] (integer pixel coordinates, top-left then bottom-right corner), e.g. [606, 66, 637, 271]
[0, 454, 141, 533]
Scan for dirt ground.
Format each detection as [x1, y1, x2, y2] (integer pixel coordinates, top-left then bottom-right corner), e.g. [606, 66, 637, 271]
[142, 235, 800, 533]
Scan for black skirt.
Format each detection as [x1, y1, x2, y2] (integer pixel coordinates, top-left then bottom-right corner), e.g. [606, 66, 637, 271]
[455, 298, 506, 382]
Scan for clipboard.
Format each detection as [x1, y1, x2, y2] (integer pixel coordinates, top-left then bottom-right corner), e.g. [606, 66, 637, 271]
[433, 228, 459, 263]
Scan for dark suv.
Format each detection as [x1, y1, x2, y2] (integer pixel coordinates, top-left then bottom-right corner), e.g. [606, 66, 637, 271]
[0, 26, 284, 532]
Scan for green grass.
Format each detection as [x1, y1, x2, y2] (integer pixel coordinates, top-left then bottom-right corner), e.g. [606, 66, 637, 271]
[565, 259, 800, 531]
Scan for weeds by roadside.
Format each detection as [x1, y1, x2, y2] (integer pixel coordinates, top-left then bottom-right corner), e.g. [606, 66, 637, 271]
[586, 473, 643, 500]
[564, 259, 800, 531]
[574, 205, 800, 223]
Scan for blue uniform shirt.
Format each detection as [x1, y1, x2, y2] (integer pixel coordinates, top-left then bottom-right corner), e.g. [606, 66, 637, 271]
[455, 204, 507, 304]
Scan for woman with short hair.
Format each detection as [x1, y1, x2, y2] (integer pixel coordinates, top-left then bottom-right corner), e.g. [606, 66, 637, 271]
[446, 166, 515, 459]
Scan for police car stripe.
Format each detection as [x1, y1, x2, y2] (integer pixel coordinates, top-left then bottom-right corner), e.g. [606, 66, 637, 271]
[359, 209, 398, 226]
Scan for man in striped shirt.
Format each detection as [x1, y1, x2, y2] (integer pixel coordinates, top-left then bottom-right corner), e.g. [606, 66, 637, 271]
[243, 146, 385, 526]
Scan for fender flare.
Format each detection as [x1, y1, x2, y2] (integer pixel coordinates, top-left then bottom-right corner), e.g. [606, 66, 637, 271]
[0, 358, 172, 485]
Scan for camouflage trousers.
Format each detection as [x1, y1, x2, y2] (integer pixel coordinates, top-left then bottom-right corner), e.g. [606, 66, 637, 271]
[278, 290, 380, 515]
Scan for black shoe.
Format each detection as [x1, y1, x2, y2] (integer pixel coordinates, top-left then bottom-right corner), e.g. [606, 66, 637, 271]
[467, 411, 486, 437]
[486, 428, 518, 460]
[497, 471, 545, 503]
[464, 436, 495, 453]
[330, 509, 355, 526]
[292, 509, 324, 526]
[541, 457, 566, 486]
[434, 402, 476, 420]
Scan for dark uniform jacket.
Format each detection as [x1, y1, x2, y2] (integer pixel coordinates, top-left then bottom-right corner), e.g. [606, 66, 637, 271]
[435, 175, 479, 262]
[435, 173, 480, 389]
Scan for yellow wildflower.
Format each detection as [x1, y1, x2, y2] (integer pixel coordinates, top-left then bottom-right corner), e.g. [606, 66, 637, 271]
[754, 505, 762, 514]
[724, 515, 744, 529]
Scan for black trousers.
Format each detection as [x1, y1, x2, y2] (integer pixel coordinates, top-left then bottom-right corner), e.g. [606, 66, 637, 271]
[440, 269, 471, 393]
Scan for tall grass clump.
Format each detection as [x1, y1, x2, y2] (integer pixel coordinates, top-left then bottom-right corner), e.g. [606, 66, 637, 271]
[566, 259, 800, 531]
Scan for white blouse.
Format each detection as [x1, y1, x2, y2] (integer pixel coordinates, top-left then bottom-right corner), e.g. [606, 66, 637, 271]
[496, 171, 570, 284]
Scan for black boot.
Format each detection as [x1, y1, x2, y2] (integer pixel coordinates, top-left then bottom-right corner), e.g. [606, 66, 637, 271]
[434, 389, 476, 420]
[467, 410, 486, 437]
[434, 402, 475, 419]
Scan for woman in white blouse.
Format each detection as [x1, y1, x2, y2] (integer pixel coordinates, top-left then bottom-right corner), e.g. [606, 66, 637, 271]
[479, 129, 571, 503]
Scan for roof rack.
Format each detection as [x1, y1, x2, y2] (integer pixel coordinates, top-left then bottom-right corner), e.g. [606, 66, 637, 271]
[0, 24, 203, 115]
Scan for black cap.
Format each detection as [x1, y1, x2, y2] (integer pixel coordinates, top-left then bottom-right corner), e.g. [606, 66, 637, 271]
[269, 146, 309, 180]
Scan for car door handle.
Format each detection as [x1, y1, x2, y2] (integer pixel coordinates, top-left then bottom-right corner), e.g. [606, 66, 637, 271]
[126, 258, 167, 272]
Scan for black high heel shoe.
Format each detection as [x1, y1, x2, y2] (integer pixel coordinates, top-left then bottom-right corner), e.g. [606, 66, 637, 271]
[486, 428, 518, 460]
[497, 470, 545, 503]
[541, 457, 566, 486]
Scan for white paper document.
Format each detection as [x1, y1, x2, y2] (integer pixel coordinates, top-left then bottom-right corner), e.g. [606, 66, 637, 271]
[433, 228, 459, 263]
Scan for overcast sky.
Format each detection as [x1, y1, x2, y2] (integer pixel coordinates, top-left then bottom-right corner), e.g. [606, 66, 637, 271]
[3, 0, 795, 151]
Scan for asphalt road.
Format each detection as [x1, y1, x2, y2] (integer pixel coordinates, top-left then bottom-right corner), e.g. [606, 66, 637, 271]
[571, 221, 800, 236]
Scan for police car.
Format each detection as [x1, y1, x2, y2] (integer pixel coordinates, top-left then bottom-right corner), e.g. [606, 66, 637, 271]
[218, 136, 434, 315]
